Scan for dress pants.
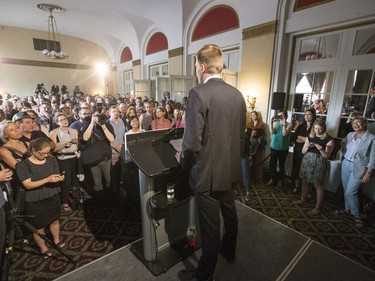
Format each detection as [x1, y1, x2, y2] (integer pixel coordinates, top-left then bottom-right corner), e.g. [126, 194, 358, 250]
[269, 148, 289, 183]
[194, 189, 238, 280]
[90, 159, 112, 192]
[0, 207, 5, 268]
[58, 157, 79, 204]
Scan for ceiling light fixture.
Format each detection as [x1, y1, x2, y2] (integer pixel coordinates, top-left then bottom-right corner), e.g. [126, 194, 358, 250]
[37, 3, 68, 59]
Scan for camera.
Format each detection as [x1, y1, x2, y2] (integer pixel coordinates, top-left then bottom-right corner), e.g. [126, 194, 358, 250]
[95, 113, 107, 125]
[274, 115, 282, 121]
[309, 142, 315, 147]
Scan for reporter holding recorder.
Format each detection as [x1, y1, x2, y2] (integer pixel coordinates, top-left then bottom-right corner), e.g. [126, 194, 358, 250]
[16, 137, 65, 257]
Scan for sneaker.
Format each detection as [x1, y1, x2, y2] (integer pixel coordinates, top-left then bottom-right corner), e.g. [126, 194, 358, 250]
[77, 174, 85, 182]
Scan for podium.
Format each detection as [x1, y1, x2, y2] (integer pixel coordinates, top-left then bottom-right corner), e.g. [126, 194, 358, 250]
[127, 128, 199, 275]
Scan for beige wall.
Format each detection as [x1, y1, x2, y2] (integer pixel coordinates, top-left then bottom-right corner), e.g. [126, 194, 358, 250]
[168, 47, 184, 76]
[238, 21, 276, 122]
[0, 26, 116, 97]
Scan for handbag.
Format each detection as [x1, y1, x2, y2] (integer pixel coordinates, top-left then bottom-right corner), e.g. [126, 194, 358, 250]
[80, 131, 109, 166]
[67, 186, 85, 210]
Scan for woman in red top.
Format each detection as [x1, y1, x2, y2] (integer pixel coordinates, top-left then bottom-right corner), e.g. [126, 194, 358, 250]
[151, 106, 171, 130]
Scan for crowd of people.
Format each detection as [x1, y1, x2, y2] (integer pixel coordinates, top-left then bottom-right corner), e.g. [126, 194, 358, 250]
[0, 73, 374, 280]
[265, 107, 375, 228]
[0, 85, 187, 260]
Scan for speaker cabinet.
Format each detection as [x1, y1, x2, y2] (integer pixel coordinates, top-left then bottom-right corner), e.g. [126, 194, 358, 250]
[271, 92, 286, 110]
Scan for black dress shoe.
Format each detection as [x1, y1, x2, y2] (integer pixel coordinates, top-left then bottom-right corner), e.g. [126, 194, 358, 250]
[178, 270, 213, 281]
[219, 249, 236, 263]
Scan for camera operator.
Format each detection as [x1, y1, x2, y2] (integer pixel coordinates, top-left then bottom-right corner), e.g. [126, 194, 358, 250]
[0, 165, 13, 268]
[82, 111, 114, 195]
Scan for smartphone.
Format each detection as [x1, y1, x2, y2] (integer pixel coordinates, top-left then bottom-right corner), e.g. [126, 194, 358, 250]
[274, 115, 282, 121]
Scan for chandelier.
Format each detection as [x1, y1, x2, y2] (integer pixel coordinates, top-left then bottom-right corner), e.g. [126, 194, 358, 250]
[37, 3, 68, 59]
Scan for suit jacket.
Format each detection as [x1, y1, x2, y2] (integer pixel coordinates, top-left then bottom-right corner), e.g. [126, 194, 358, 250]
[342, 131, 375, 179]
[181, 78, 246, 193]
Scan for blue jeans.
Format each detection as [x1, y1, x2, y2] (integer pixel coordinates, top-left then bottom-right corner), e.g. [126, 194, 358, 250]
[341, 158, 362, 216]
[241, 157, 251, 193]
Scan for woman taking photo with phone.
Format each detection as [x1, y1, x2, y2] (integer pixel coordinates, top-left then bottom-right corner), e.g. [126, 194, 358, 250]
[16, 137, 65, 257]
[267, 109, 293, 188]
[293, 119, 334, 216]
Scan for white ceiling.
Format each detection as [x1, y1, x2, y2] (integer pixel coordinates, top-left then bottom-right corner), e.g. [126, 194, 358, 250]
[0, 0, 202, 60]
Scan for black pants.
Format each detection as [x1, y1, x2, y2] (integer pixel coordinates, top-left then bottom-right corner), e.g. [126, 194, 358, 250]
[269, 148, 289, 183]
[58, 157, 79, 204]
[0, 207, 5, 268]
[195, 189, 238, 280]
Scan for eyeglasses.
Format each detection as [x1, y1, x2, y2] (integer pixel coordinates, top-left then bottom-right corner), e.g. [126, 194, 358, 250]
[58, 117, 67, 122]
[36, 150, 50, 157]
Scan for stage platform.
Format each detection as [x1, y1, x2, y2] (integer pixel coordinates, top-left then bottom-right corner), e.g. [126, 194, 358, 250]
[55, 202, 375, 281]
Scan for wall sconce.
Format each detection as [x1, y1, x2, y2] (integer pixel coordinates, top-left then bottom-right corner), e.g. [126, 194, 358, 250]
[246, 95, 257, 110]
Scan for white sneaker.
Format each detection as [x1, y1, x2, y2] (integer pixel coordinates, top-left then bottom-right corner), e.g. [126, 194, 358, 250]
[245, 192, 250, 201]
[77, 174, 85, 182]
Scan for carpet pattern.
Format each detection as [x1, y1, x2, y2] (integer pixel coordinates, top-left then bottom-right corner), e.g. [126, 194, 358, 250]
[236, 182, 375, 271]
[4, 182, 375, 280]
[5, 197, 142, 281]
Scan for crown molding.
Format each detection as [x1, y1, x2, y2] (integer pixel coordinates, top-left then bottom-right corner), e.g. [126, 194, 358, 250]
[243, 21, 277, 40]
[169, 47, 183, 58]
[133, 59, 141, 66]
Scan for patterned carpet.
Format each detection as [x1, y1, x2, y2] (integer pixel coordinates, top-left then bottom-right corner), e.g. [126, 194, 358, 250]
[236, 181, 375, 271]
[3, 181, 375, 280]
[4, 195, 143, 281]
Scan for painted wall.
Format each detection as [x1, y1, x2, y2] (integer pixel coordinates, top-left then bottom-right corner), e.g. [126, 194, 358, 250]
[0, 26, 115, 97]
[238, 22, 276, 122]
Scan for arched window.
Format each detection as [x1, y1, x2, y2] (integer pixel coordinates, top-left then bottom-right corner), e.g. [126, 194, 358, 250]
[120, 47, 133, 64]
[146, 32, 168, 55]
[192, 5, 239, 42]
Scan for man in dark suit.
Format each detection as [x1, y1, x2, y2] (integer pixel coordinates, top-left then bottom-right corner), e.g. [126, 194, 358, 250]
[177, 44, 246, 281]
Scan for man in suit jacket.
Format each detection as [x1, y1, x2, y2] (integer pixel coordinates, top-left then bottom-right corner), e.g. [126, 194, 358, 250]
[177, 44, 246, 281]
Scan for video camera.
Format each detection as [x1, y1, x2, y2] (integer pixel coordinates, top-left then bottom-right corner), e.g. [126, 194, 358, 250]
[94, 113, 107, 125]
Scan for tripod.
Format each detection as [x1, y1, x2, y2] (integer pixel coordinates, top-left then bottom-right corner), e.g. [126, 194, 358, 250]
[1, 182, 75, 281]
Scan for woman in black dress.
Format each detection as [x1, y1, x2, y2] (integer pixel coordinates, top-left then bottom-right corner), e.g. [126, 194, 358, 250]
[293, 119, 334, 216]
[290, 108, 316, 192]
[16, 137, 65, 257]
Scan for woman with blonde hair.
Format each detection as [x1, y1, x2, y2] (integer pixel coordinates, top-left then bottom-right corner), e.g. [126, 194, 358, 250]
[294, 119, 334, 216]
[338, 116, 375, 227]
[0, 121, 28, 196]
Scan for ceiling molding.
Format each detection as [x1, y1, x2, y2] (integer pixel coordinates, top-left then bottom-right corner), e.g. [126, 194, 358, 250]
[0, 57, 92, 70]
